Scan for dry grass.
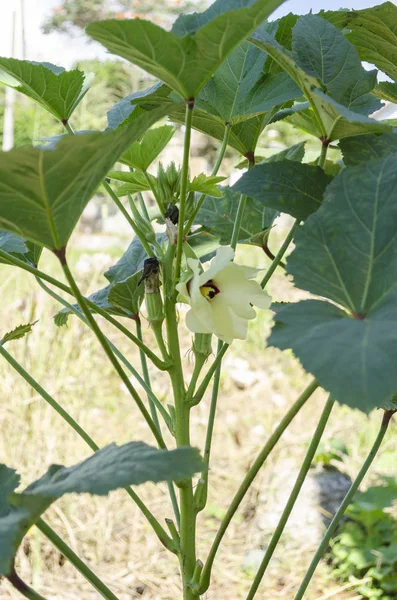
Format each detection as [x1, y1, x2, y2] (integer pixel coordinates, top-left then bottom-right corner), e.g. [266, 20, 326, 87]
[0, 226, 394, 600]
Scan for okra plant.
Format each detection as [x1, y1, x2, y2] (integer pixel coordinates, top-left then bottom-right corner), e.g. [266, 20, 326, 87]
[1, 0, 397, 599]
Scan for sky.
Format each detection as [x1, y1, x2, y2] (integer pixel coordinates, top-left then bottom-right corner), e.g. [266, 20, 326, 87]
[0, 0, 394, 68]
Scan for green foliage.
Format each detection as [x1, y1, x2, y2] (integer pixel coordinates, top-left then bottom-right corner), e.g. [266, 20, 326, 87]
[0, 323, 37, 345]
[233, 161, 331, 220]
[0, 58, 91, 122]
[0, 443, 203, 575]
[0, 104, 175, 249]
[195, 186, 277, 246]
[269, 154, 397, 412]
[330, 478, 397, 599]
[86, 0, 285, 98]
[312, 438, 349, 468]
[120, 125, 175, 170]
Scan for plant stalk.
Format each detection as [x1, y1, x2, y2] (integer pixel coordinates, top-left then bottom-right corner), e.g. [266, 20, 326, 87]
[175, 100, 194, 281]
[293, 409, 395, 600]
[58, 257, 166, 449]
[245, 395, 335, 600]
[7, 566, 48, 600]
[260, 219, 299, 289]
[184, 123, 231, 235]
[199, 379, 319, 594]
[36, 519, 120, 600]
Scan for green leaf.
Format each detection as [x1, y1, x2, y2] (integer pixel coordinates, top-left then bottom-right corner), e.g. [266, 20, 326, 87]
[292, 14, 380, 115]
[107, 272, 144, 315]
[86, 0, 286, 98]
[264, 13, 298, 74]
[373, 81, 397, 104]
[0, 104, 176, 250]
[120, 125, 175, 170]
[0, 58, 91, 122]
[189, 174, 225, 197]
[54, 286, 133, 326]
[340, 133, 397, 167]
[196, 40, 301, 124]
[0, 232, 42, 268]
[260, 141, 306, 164]
[269, 154, 397, 412]
[1, 322, 37, 345]
[105, 236, 153, 284]
[195, 186, 277, 246]
[0, 443, 203, 575]
[251, 22, 387, 141]
[233, 161, 330, 220]
[107, 170, 155, 197]
[324, 2, 397, 82]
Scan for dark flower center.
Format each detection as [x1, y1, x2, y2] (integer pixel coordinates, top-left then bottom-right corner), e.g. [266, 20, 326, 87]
[200, 279, 220, 301]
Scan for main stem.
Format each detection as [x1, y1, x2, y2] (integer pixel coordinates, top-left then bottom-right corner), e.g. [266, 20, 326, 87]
[293, 409, 395, 600]
[163, 244, 196, 599]
[175, 99, 194, 281]
[246, 395, 335, 600]
[199, 379, 319, 594]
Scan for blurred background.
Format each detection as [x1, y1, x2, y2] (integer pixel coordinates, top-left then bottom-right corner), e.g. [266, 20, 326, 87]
[1, 1, 397, 600]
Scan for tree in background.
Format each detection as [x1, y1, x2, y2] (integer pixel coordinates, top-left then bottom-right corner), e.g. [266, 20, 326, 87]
[41, 0, 198, 34]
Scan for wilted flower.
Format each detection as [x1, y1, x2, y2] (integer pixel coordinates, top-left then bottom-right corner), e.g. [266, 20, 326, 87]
[176, 246, 271, 344]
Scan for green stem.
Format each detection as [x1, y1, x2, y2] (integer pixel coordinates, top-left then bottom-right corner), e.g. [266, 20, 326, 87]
[199, 379, 319, 594]
[191, 344, 228, 406]
[35, 276, 171, 430]
[136, 319, 160, 429]
[7, 567, 48, 600]
[36, 519, 120, 600]
[260, 219, 299, 289]
[175, 100, 194, 281]
[246, 395, 335, 600]
[163, 245, 197, 599]
[102, 180, 154, 257]
[0, 249, 167, 370]
[293, 409, 395, 600]
[0, 341, 172, 551]
[135, 319, 180, 528]
[230, 194, 247, 249]
[142, 170, 164, 217]
[318, 140, 329, 170]
[0, 343, 97, 451]
[186, 353, 207, 401]
[184, 123, 231, 236]
[194, 339, 223, 513]
[59, 257, 166, 450]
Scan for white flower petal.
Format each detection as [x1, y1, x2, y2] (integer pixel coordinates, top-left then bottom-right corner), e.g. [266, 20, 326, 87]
[198, 246, 235, 286]
[186, 306, 214, 334]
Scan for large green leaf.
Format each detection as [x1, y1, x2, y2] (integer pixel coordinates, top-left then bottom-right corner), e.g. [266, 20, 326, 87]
[0, 442, 203, 575]
[195, 186, 277, 246]
[86, 0, 285, 98]
[196, 40, 301, 124]
[340, 133, 397, 167]
[0, 58, 91, 122]
[233, 161, 331, 220]
[0, 104, 177, 250]
[323, 2, 397, 82]
[269, 153, 397, 412]
[120, 125, 175, 170]
[251, 19, 387, 142]
[292, 14, 379, 115]
[108, 170, 155, 197]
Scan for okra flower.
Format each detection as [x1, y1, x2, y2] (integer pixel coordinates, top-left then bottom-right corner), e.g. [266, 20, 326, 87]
[176, 246, 271, 344]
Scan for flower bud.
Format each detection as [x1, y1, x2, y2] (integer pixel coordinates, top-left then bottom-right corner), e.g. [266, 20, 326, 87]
[128, 195, 157, 244]
[165, 203, 179, 245]
[193, 333, 213, 360]
[140, 258, 164, 324]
